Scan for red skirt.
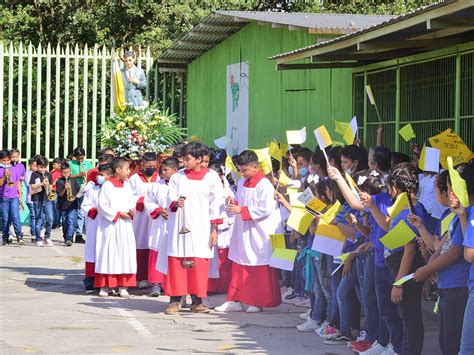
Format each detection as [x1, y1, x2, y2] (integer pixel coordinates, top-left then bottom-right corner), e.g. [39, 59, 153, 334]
[164, 256, 210, 298]
[207, 249, 233, 294]
[227, 263, 282, 308]
[85, 262, 95, 277]
[94, 273, 137, 288]
[136, 249, 149, 282]
[148, 250, 164, 284]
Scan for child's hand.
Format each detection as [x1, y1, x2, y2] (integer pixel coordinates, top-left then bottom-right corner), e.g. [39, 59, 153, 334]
[288, 154, 297, 169]
[413, 265, 431, 282]
[359, 191, 372, 208]
[129, 208, 136, 217]
[356, 242, 371, 254]
[161, 210, 169, 220]
[391, 286, 403, 304]
[177, 197, 186, 208]
[411, 141, 420, 157]
[226, 204, 241, 215]
[407, 213, 422, 229]
[327, 166, 342, 182]
[120, 212, 130, 219]
[274, 191, 286, 204]
[377, 124, 383, 135]
[342, 260, 352, 277]
[450, 192, 466, 217]
[209, 228, 218, 247]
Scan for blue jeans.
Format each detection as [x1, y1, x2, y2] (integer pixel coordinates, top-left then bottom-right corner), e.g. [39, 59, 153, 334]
[33, 200, 53, 241]
[374, 264, 403, 353]
[52, 198, 61, 226]
[459, 288, 474, 355]
[438, 287, 467, 355]
[61, 208, 77, 241]
[314, 255, 340, 325]
[0, 197, 23, 240]
[337, 260, 361, 337]
[74, 197, 85, 235]
[362, 252, 389, 345]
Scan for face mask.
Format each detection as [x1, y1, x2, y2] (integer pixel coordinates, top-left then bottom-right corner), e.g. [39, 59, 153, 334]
[11, 161, 17, 166]
[0, 164, 4, 168]
[298, 167, 309, 177]
[345, 163, 356, 175]
[143, 168, 155, 177]
[97, 176, 106, 185]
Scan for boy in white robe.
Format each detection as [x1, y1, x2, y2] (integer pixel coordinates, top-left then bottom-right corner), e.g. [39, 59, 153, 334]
[129, 152, 159, 287]
[95, 158, 139, 298]
[144, 157, 178, 296]
[164, 142, 223, 315]
[216, 150, 283, 313]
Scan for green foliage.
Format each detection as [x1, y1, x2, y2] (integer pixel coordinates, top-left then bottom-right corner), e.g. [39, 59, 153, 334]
[1, 0, 438, 56]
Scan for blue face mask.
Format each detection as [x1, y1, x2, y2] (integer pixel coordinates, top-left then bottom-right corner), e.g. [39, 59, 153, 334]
[289, 166, 309, 178]
[97, 176, 106, 185]
[0, 164, 4, 168]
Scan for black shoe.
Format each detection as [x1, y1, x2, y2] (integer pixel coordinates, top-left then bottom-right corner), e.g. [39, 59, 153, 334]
[1, 239, 8, 246]
[75, 235, 85, 244]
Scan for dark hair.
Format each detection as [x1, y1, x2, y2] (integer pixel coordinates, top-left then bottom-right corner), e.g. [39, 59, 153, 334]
[142, 152, 157, 162]
[99, 147, 115, 156]
[271, 158, 280, 174]
[161, 157, 179, 170]
[66, 153, 73, 160]
[28, 157, 36, 166]
[294, 148, 312, 163]
[353, 169, 383, 196]
[60, 163, 70, 171]
[111, 158, 128, 174]
[341, 145, 368, 172]
[53, 158, 63, 165]
[98, 154, 114, 164]
[327, 146, 343, 170]
[98, 163, 112, 174]
[10, 148, 20, 154]
[370, 146, 391, 172]
[0, 150, 9, 159]
[386, 164, 419, 195]
[231, 154, 242, 167]
[238, 150, 258, 166]
[73, 147, 86, 157]
[435, 170, 449, 194]
[312, 179, 331, 205]
[391, 152, 411, 168]
[328, 179, 347, 205]
[172, 143, 186, 158]
[209, 163, 224, 177]
[211, 149, 227, 166]
[36, 156, 48, 167]
[182, 142, 208, 159]
[123, 50, 135, 59]
[448, 161, 474, 196]
[311, 149, 327, 172]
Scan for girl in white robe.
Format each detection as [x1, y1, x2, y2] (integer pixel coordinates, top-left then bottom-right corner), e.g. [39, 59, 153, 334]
[94, 159, 140, 298]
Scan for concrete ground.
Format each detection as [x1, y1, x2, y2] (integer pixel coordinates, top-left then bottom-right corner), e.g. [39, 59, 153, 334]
[0, 229, 441, 355]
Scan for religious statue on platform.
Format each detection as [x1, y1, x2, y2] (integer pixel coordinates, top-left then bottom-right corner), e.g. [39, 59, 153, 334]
[121, 50, 146, 108]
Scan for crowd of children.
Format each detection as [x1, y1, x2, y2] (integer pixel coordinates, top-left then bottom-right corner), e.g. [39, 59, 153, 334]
[0, 133, 473, 355]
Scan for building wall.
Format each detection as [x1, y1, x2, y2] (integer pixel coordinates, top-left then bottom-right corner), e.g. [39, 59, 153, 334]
[186, 22, 353, 149]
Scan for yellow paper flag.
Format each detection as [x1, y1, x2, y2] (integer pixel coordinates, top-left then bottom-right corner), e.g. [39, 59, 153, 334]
[336, 252, 353, 263]
[320, 200, 342, 225]
[387, 192, 409, 219]
[280, 143, 289, 158]
[306, 197, 327, 213]
[272, 248, 298, 262]
[393, 273, 414, 286]
[268, 140, 282, 163]
[418, 145, 440, 173]
[365, 85, 376, 105]
[399, 124, 416, 142]
[253, 148, 273, 175]
[380, 220, 416, 249]
[314, 125, 333, 150]
[278, 171, 291, 186]
[315, 223, 346, 242]
[225, 156, 241, 179]
[440, 212, 455, 237]
[342, 116, 358, 145]
[333, 120, 350, 135]
[287, 186, 300, 195]
[270, 234, 286, 251]
[429, 129, 473, 169]
[286, 127, 306, 145]
[447, 156, 469, 208]
[287, 207, 314, 235]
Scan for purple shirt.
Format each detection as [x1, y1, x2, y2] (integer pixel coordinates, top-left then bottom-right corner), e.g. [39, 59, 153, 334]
[0, 166, 21, 199]
[11, 162, 26, 178]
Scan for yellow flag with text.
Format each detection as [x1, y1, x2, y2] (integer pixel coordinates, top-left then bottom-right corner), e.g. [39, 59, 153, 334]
[112, 58, 126, 113]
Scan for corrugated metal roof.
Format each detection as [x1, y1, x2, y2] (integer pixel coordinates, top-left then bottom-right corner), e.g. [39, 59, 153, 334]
[157, 10, 395, 68]
[269, 0, 460, 61]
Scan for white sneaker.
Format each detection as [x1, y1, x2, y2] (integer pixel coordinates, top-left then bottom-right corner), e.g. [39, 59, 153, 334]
[118, 287, 130, 298]
[297, 319, 321, 332]
[293, 297, 311, 308]
[299, 310, 311, 320]
[246, 306, 263, 313]
[45, 239, 54, 246]
[35, 241, 44, 247]
[99, 287, 109, 297]
[281, 288, 294, 298]
[138, 280, 149, 289]
[215, 301, 244, 312]
[360, 341, 388, 355]
[380, 344, 397, 355]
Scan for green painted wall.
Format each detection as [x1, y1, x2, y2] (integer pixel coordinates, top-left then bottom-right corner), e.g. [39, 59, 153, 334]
[186, 22, 353, 149]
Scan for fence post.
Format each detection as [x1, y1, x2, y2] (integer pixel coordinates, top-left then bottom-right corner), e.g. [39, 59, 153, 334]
[100, 45, 107, 147]
[0, 42, 3, 146]
[26, 42, 33, 159]
[454, 51, 461, 134]
[54, 43, 61, 158]
[17, 42, 23, 152]
[45, 42, 52, 159]
[8, 41, 14, 149]
[92, 44, 98, 163]
[73, 44, 79, 149]
[82, 44, 89, 153]
[35, 43, 42, 154]
[64, 44, 70, 156]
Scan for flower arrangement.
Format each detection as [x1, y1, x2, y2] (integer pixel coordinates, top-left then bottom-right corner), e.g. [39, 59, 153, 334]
[100, 105, 186, 158]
